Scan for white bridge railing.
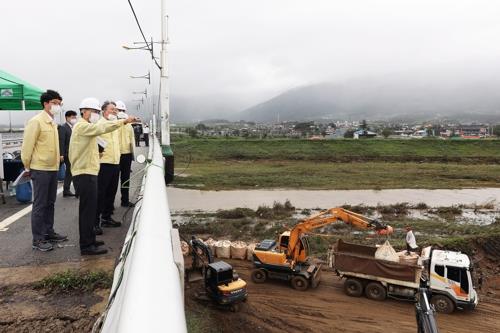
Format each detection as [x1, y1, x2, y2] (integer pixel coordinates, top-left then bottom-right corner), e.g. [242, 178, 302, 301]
[97, 134, 187, 332]
[1, 137, 23, 152]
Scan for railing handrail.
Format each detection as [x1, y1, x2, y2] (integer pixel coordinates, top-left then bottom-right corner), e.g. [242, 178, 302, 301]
[99, 134, 187, 332]
[1, 138, 23, 147]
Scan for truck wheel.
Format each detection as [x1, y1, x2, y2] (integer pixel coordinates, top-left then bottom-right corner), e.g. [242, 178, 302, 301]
[251, 269, 267, 283]
[291, 276, 309, 291]
[364, 282, 387, 301]
[344, 278, 363, 297]
[431, 295, 455, 314]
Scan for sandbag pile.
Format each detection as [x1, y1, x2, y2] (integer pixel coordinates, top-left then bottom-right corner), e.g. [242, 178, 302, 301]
[374, 240, 399, 263]
[215, 240, 232, 258]
[182, 237, 260, 261]
[182, 238, 257, 261]
[397, 251, 419, 265]
[205, 238, 216, 255]
[230, 241, 247, 259]
[181, 241, 190, 256]
[246, 243, 256, 261]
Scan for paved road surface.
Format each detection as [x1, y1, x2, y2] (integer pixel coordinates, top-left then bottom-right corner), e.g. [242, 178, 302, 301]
[0, 147, 147, 268]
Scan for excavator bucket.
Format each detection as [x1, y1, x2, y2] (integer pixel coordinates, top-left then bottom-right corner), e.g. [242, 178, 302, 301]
[310, 263, 322, 289]
[187, 270, 204, 283]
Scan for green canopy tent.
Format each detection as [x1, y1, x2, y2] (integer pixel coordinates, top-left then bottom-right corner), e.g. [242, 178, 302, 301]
[0, 70, 44, 131]
[0, 70, 43, 111]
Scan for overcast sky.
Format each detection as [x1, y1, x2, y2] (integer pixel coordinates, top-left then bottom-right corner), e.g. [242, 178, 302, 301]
[2, 0, 500, 118]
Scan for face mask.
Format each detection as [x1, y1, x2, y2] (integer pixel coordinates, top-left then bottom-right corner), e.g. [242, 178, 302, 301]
[49, 105, 62, 115]
[90, 113, 100, 124]
[108, 114, 117, 121]
[117, 111, 128, 120]
[69, 118, 77, 125]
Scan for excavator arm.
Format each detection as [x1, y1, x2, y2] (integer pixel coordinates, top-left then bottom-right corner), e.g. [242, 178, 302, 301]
[288, 208, 393, 263]
[191, 236, 214, 265]
[415, 288, 440, 333]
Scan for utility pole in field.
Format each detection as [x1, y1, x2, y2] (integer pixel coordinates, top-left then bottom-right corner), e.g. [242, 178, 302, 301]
[160, 0, 174, 184]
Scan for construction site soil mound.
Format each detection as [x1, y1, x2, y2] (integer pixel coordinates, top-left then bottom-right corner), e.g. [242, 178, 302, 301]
[0, 284, 108, 333]
[185, 260, 500, 333]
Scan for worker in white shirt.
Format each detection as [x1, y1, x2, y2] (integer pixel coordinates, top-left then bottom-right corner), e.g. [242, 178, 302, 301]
[405, 225, 418, 255]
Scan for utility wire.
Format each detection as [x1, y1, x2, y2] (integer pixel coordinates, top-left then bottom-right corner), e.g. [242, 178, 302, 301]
[127, 0, 162, 70]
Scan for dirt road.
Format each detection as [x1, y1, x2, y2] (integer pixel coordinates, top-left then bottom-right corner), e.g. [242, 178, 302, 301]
[186, 260, 499, 333]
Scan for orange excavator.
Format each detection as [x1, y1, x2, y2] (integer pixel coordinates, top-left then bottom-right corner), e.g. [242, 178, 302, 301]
[251, 208, 393, 290]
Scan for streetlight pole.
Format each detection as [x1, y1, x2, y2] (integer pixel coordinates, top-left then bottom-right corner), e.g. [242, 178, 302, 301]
[160, 0, 174, 184]
[160, 1, 170, 146]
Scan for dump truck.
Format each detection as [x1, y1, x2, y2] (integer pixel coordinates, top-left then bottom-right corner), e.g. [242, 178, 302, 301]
[331, 239, 478, 313]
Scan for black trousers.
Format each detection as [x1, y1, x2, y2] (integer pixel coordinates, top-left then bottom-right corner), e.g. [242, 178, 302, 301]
[97, 163, 120, 224]
[144, 133, 149, 147]
[63, 157, 74, 194]
[120, 153, 133, 205]
[73, 174, 97, 249]
[406, 243, 419, 253]
[134, 134, 140, 147]
[30, 169, 58, 242]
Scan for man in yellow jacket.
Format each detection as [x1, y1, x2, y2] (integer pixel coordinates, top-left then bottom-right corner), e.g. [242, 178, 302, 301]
[115, 101, 135, 208]
[21, 89, 67, 252]
[69, 97, 137, 256]
[96, 101, 122, 233]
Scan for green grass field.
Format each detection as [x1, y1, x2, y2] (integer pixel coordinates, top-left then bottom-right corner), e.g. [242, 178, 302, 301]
[171, 138, 500, 190]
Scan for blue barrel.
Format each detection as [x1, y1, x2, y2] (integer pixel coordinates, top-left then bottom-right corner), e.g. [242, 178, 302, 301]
[58, 163, 66, 181]
[16, 181, 32, 203]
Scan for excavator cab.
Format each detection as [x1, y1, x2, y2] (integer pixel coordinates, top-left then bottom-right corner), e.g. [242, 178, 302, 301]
[204, 261, 248, 309]
[277, 231, 310, 262]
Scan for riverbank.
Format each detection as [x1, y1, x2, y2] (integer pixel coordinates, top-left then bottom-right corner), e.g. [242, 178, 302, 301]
[171, 138, 500, 190]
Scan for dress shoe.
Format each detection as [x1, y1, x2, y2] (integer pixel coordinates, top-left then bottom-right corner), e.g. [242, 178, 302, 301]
[94, 240, 105, 247]
[94, 226, 103, 235]
[63, 192, 75, 197]
[46, 232, 68, 243]
[101, 217, 122, 228]
[81, 245, 108, 256]
[121, 202, 135, 208]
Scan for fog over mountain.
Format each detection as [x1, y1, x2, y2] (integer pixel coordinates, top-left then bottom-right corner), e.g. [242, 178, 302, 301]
[233, 63, 500, 123]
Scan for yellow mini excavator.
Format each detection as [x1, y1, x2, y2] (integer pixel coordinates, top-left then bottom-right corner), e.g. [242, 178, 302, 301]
[188, 236, 248, 311]
[251, 208, 393, 290]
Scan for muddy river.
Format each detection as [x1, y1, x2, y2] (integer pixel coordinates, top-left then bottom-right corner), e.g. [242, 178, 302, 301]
[167, 187, 500, 211]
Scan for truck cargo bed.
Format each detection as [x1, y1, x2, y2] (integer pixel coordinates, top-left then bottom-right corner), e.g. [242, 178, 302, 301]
[333, 240, 422, 284]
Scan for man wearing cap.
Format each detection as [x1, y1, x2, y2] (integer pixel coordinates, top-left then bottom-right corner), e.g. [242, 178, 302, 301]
[21, 89, 68, 252]
[96, 101, 122, 232]
[116, 101, 136, 208]
[69, 97, 137, 256]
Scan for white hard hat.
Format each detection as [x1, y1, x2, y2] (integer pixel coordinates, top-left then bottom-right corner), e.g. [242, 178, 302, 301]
[117, 111, 129, 119]
[115, 100, 127, 111]
[79, 97, 101, 111]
